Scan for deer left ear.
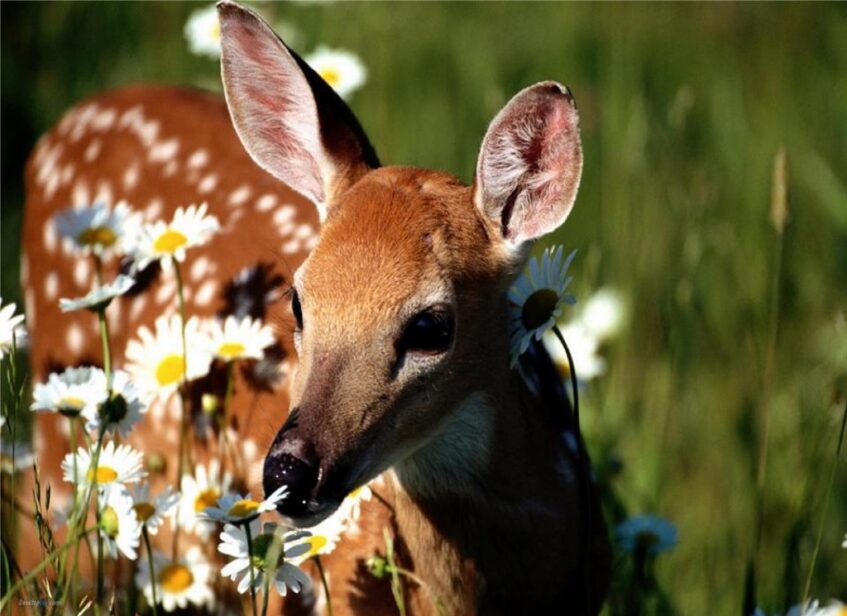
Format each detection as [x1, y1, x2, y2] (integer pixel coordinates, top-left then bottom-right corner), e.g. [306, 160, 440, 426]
[473, 82, 583, 249]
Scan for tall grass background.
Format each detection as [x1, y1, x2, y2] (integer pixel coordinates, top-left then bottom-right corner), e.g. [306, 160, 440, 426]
[1, 2, 845, 613]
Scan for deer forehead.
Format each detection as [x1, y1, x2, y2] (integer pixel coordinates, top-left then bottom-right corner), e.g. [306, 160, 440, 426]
[298, 168, 482, 325]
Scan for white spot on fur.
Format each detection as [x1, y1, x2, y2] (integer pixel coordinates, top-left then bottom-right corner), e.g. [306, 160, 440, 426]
[66, 323, 84, 354]
[44, 173, 60, 200]
[94, 180, 113, 206]
[43, 221, 58, 253]
[227, 185, 251, 207]
[92, 108, 117, 131]
[197, 173, 218, 194]
[282, 238, 300, 255]
[60, 163, 75, 186]
[84, 139, 102, 162]
[305, 235, 319, 250]
[189, 256, 211, 282]
[278, 220, 295, 237]
[149, 138, 180, 163]
[20, 255, 28, 284]
[146, 198, 163, 221]
[295, 224, 314, 240]
[162, 160, 178, 177]
[256, 194, 277, 212]
[123, 163, 140, 190]
[156, 279, 177, 305]
[25, 289, 36, 330]
[73, 260, 91, 287]
[194, 280, 216, 307]
[272, 205, 295, 227]
[44, 272, 59, 300]
[72, 179, 90, 206]
[129, 297, 146, 323]
[187, 148, 209, 169]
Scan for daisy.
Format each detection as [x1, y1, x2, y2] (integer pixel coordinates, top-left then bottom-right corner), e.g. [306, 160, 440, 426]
[204, 316, 276, 362]
[62, 440, 146, 489]
[54, 201, 136, 256]
[615, 514, 677, 556]
[83, 370, 147, 438]
[127, 203, 220, 271]
[580, 288, 627, 342]
[99, 486, 141, 560]
[304, 47, 367, 100]
[128, 483, 180, 535]
[201, 485, 288, 524]
[508, 246, 577, 367]
[135, 546, 214, 612]
[184, 4, 221, 58]
[178, 459, 233, 538]
[126, 315, 212, 398]
[786, 600, 846, 616]
[341, 484, 373, 521]
[31, 366, 107, 418]
[0, 299, 27, 358]
[542, 322, 606, 382]
[218, 521, 312, 596]
[59, 274, 135, 313]
[286, 506, 348, 566]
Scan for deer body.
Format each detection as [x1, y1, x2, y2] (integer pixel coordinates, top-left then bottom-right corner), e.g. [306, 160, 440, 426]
[20, 2, 610, 613]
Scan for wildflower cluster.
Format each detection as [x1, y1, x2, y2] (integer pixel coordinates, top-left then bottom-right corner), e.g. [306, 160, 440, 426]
[0, 196, 378, 614]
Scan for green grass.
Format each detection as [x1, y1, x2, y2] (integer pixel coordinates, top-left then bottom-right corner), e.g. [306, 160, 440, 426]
[1, 2, 845, 613]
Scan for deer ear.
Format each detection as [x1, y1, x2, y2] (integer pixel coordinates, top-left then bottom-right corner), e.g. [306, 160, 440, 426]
[473, 82, 582, 249]
[217, 0, 379, 220]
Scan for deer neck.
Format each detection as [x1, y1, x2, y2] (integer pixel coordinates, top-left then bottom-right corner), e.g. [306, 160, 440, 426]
[390, 350, 584, 612]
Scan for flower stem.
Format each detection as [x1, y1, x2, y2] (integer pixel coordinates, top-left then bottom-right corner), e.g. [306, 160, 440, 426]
[244, 523, 259, 616]
[386, 565, 446, 616]
[551, 324, 593, 608]
[172, 262, 191, 561]
[97, 308, 112, 384]
[219, 361, 235, 474]
[315, 555, 334, 616]
[260, 572, 270, 616]
[142, 525, 160, 616]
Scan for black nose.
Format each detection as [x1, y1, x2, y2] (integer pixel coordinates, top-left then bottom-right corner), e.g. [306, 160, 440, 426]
[263, 452, 319, 519]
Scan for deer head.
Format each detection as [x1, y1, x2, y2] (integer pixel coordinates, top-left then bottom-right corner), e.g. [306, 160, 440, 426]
[217, 0, 582, 526]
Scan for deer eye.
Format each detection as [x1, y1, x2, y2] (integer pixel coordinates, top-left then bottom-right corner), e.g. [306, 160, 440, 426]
[397, 306, 455, 356]
[291, 289, 303, 330]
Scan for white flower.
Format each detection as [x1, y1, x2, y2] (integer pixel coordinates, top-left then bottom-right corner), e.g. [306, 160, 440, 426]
[341, 484, 372, 521]
[127, 203, 219, 271]
[126, 315, 212, 399]
[786, 600, 846, 616]
[304, 47, 367, 100]
[54, 201, 136, 256]
[59, 275, 135, 313]
[204, 316, 276, 362]
[135, 546, 214, 612]
[202, 485, 288, 524]
[615, 514, 677, 556]
[61, 440, 146, 489]
[542, 322, 606, 382]
[128, 484, 180, 535]
[83, 370, 147, 438]
[218, 521, 312, 597]
[31, 366, 107, 418]
[842, 532, 846, 549]
[579, 288, 627, 341]
[286, 506, 348, 565]
[508, 246, 577, 367]
[178, 459, 233, 539]
[99, 486, 141, 560]
[0, 299, 27, 358]
[184, 4, 221, 58]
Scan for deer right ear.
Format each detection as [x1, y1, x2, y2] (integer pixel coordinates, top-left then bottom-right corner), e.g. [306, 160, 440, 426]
[217, 1, 379, 220]
[473, 82, 583, 251]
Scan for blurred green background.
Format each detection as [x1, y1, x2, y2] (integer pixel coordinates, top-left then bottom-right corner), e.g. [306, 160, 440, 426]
[1, 2, 845, 614]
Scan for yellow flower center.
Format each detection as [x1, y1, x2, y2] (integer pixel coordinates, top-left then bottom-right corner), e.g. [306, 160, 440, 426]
[155, 354, 184, 386]
[217, 342, 246, 360]
[159, 563, 194, 594]
[60, 396, 85, 411]
[133, 502, 156, 522]
[194, 488, 221, 512]
[348, 487, 363, 499]
[210, 21, 221, 42]
[78, 226, 117, 247]
[521, 289, 559, 331]
[319, 68, 341, 88]
[153, 229, 188, 254]
[303, 535, 328, 558]
[87, 466, 118, 484]
[227, 499, 260, 519]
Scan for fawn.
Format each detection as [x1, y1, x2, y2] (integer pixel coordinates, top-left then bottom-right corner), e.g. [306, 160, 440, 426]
[20, 1, 610, 613]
